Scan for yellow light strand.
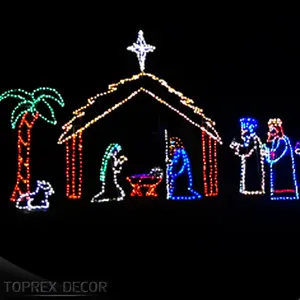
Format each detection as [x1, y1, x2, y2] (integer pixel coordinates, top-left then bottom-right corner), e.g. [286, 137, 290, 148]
[58, 87, 221, 145]
[58, 72, 222, 145]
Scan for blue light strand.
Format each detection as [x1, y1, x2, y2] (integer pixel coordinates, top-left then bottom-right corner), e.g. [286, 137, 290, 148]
[264, 135, 299, 200]
[168, 148, 202, 200]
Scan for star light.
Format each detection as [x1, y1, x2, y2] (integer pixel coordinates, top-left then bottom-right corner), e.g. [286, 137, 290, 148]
[127, 30, 155, 72]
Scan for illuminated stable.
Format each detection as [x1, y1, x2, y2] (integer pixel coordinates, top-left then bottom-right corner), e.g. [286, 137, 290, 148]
[57, 31, 223, 200]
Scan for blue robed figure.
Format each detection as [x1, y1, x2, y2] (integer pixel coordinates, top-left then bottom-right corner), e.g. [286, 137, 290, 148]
[263, 118, 298, 200]
[167, 136, 202, 200]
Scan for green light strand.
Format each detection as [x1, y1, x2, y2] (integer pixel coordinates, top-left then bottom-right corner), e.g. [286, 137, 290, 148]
[0, 87, 65, 129]
[99, 144, 122, 182]
[10, 100, 35, 129]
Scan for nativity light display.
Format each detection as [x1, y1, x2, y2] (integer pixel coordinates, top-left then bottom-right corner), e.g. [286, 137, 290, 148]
[2, 29, 300, 207]
[167, 136, 202, 200]
[91, 143, 127, 203]
[263, 118, 299, 200]
[0, 88, 64, 202]
[58, 30, 222, 199]
[16, 180, 54, 211]
[230, 118, 266, 195]
[3, 31, 298, 206]
[126, 167, 163, 197]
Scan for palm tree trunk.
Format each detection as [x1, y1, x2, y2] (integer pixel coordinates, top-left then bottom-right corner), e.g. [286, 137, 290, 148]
[10, 112, 39, 202]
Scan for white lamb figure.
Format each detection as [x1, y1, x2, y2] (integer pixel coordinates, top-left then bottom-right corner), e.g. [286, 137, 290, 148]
[16, 180, 54, 211]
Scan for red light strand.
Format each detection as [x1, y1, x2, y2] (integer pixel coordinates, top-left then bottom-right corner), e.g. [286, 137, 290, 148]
[66, 133, 83, 199]
[213, 140, 219, 196]
[202, 131, 208, 196]
[127, 175, 163, 197]
[78, 132, 83, 198]
[274, 189, 295, 194]
[11, 112, 38, 202]
[71, 135, 76, 196]
[202, 131, 219, 197]
[209, 136, 213, 195]
[126, 168, 163, 197]
[66, 139, 70, 198]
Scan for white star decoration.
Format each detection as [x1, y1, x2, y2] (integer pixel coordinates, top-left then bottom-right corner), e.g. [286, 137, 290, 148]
[127, 30, 155, 72]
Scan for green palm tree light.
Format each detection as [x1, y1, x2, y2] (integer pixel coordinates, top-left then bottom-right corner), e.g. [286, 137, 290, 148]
[0, 87, 65, 202]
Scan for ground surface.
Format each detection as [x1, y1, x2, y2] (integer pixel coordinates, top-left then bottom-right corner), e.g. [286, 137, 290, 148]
[2, 197, 300, 299]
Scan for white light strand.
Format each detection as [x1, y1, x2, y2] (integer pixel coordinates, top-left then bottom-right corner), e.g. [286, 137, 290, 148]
[127, 30, 155, 72]
[16, 180, 54, 211]
[149, 167, 164, 178]
[230, 135, 266, 195]
[91, 145, 127, 203]
[165, 129, 170, 199]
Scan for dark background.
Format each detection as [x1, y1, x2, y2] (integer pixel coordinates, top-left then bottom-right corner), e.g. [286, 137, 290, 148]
[1, 4, 300, 299]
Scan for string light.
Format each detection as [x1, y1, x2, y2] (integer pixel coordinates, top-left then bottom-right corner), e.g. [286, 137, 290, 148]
[78, 132, 83, 198]
[71, 135, 76, 197]
[0, 88, 64, 202]
[263, 118, 299, 200]
[201, 131, 219, 197]
[126, 167, 163, 197]
[66, 131, 83, 199]
[16, 180, 54, 211]
[295, 142, 300, 155]
[58, 73, 222, 146]
[202, 131, 208, 196]
[0, 88, 64, 128]
[167, 137, 202, 200]
[66, 137, 70, 197]
[164, 130, 170, 199]
[127, 30, 155, 72]
[208, 136, 213, 195]
[213, 140, 219, 196]
[7, 112, 38, 202]
[230, 118, 266, 195]
[91, 143, 127, 203]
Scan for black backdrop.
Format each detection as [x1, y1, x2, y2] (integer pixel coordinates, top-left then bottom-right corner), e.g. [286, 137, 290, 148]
[1, 5, 300, 299]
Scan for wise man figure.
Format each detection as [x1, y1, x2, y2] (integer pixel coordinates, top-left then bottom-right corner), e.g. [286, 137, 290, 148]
[263, 118, 298, 200]
[230, 117, 266, 195]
